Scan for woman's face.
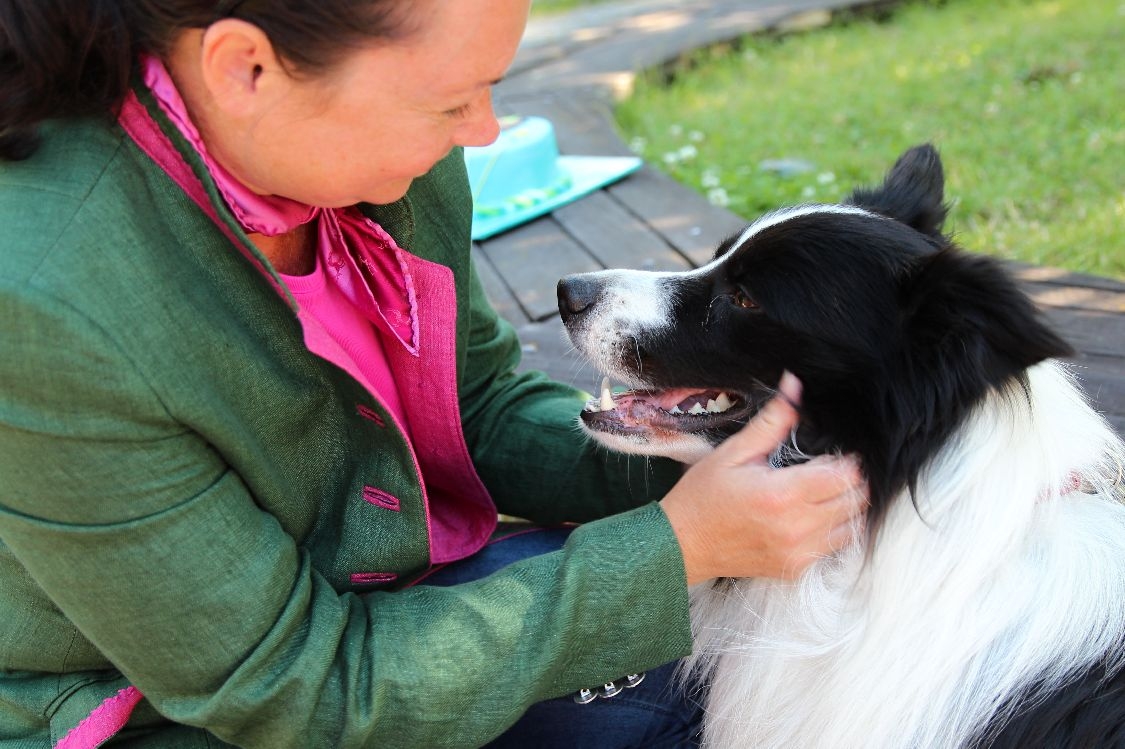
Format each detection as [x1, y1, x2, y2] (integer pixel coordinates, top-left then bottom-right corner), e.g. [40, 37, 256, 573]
[209, 0, 530, 207]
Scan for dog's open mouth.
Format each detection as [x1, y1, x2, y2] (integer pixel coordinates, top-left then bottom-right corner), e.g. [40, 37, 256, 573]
[582, 377, 755, 435]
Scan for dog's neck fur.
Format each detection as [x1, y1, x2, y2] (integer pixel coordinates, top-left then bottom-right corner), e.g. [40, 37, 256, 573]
[685, 360, 1125, 748]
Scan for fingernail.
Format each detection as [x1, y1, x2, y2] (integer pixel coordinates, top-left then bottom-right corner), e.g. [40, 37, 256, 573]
[778, 371, 802, 406]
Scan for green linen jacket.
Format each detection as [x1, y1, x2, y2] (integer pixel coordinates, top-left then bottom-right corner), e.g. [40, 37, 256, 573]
[0, 96, 691, 748]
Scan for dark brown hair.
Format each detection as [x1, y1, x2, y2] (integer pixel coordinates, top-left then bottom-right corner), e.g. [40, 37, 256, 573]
[0, 0, 416, 160]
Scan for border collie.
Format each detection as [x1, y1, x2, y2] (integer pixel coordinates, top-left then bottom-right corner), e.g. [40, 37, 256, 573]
[557, 145, 1125, 748]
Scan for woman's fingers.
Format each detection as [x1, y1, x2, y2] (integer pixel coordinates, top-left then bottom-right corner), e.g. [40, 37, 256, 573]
[784, 454, 866, 505]
[661, 372, 870, 583]
[715, 371, 803, 467]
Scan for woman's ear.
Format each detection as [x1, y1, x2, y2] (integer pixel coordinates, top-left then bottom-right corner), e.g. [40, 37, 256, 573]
[198, 19, 285, 118]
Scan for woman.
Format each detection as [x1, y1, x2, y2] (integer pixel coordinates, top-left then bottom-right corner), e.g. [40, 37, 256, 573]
[0, 0, 865, 746]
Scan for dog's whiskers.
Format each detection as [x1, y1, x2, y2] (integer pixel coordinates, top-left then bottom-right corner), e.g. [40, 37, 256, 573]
[704, 295, 729, 331]
[629, 335, 643, 375]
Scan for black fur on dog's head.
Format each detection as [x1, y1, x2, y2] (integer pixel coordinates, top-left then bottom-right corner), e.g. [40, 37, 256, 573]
[559, 145, 1073, 528]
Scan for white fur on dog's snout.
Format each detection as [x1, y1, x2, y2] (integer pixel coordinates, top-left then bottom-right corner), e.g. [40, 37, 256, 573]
[564, 268, 677, 387]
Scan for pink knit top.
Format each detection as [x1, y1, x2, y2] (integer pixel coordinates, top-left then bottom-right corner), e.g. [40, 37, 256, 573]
[278, 247, 408, 432]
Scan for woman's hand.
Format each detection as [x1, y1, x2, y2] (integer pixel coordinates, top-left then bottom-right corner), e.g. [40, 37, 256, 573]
[660, 372, 867, 586]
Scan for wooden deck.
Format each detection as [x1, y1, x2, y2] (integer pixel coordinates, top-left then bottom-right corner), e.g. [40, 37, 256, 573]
[476, 0, 1125, 436]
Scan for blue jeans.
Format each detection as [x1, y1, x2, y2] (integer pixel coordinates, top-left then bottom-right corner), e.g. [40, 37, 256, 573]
[421, 526, 703, 749]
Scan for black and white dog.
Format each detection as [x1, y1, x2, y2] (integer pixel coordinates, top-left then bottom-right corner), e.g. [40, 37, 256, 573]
[558, 145, 1125, 748]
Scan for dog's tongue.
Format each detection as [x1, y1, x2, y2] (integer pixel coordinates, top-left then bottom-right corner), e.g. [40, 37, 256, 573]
[648, 387, 716, 411]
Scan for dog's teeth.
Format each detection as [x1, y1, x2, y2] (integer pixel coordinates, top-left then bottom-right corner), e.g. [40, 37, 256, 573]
[689, 403, 707, 415]
[599, 377, 615, 412]
[670, 405, 683, 414]
[713, 393, 733, 412]
[706, 398, 720, 413]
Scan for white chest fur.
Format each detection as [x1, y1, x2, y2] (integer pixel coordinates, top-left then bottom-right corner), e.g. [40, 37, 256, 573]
[685, 362, 1125, 748]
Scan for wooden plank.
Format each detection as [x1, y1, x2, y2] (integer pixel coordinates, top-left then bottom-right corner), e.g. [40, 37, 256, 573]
[1024, 282, 1125, 314]
[511, 317, 599, 392]
[1009, 262, 1125, 293]
[552, 97, 635, 158]
[1043, 307, 1125, 359]
[493, 93, 634, 157]
[477, 218, 601, 322]
[1068, 353, 1125, 437]
[608, 166, 747, 267]
[504, 0, 888, 101]
[552, 190, 693, 272]
[471, 245, 525, 326]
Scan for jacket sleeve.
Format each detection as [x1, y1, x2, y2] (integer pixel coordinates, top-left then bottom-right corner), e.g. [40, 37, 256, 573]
[0, 285, 693, 748]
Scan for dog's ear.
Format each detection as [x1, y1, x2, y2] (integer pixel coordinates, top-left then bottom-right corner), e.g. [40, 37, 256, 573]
[901, 248, 1073, 382]
[860, 247, 1074, 524]
[847, 144, 949, 238]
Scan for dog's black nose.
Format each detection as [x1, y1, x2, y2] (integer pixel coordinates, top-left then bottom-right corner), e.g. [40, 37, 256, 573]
[558, 274, 604, 322]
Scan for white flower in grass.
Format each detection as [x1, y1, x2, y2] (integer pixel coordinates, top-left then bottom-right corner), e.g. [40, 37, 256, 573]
[817, 172, 836, 185]
[802, 186, 817, 199]
[669, 124, 684, 137]
[707, 188, 731, 207]
[678, 144, 698, 160]
[689, 130, 705, 143]
[628, 136, 648, 154]
[701, 170, 721, 188]
[662, 151, 681, 165]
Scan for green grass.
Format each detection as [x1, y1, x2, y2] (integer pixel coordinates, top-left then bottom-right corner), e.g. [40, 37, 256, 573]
[531, 0, 614, 16]
[615, 0, 1125, 278]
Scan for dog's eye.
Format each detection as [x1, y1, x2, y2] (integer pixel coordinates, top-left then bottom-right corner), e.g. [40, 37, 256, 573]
[731, 290, 760, 310]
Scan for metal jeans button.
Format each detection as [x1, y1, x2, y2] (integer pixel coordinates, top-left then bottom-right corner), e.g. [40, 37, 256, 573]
[572, 672, 646, 704]
[573, 687, 597, 705]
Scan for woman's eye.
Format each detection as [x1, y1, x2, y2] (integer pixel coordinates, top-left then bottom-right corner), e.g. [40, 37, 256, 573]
[444, 103, 473, 119]
[731, 290, 759, 310]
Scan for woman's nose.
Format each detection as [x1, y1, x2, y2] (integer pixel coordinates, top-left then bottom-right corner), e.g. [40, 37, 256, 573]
[456, 91, 501, 148]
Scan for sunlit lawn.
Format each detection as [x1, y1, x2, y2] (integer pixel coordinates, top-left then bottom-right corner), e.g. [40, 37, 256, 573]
[531, 0, 614, 15]
[615, 0, 1125, 278]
